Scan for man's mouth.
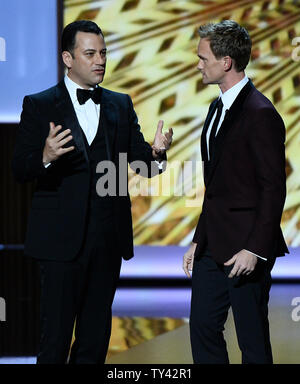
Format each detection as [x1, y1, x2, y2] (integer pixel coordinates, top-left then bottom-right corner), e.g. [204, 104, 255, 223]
[93, 69, 105, 74]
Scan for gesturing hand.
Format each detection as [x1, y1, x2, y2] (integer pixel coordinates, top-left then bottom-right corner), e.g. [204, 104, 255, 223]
[224, 249, 258, 278]
[43, 122, 75, 164]
[152, 120, 173, 159]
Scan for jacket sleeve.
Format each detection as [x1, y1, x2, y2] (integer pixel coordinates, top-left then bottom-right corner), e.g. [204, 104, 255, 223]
[12, 96, 47, 183]
[244, 106, 287, 259]
[126, 95, 166, 178]
[192, 212, 204, 243]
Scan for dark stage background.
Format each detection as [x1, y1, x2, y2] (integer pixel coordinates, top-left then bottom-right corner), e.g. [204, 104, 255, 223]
[0, 124, 39, 355]
[0, 0, 63, 356]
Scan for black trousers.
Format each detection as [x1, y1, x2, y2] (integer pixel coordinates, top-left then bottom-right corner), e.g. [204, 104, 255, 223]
[36, 211, 122, 364]
[189, 253, 274, 364]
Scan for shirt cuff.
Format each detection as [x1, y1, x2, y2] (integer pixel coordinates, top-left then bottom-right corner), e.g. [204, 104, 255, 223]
[155, 160, 164, 170]
[245, 249, 267, 261]
[43, 162, 51, 168]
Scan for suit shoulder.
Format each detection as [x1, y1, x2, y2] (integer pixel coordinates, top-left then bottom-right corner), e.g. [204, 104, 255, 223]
[101, 86, 128, 98]
[245, 87, 277, 113]
[25, 84, 58, 105]
[101, 87, 131, 103]
[245, 87, 285, 132]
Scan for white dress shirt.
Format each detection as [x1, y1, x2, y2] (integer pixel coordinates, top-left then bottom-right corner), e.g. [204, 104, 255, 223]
[206, 75, 266, 261]
[44, 76, 100, 168]
[64, 74, 100, 145]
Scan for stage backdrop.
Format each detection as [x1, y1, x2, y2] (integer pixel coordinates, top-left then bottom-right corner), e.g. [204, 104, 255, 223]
[64, 0, 300, 247]
[0, 0, 58, 123]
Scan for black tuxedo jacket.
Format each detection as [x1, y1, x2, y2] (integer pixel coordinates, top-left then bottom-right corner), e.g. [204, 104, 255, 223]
[12, 80, 164, 261]
[193, 80, 288, 263]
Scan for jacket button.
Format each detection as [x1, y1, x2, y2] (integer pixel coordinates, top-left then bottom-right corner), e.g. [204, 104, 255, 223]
[207, 193, 213, 200]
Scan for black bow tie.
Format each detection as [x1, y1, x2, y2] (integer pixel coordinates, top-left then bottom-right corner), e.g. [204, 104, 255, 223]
[77, 87, 102, 105]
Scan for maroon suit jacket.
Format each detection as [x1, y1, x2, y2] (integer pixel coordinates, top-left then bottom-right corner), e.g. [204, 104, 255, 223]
[193, 80, 288, 263]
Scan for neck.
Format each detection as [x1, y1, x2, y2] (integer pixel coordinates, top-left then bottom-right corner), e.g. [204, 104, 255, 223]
[219, 71, 245, 94]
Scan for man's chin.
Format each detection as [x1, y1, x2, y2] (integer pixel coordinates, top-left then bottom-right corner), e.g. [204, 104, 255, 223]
[97, 73, 105, 83]
[202, 77, 218, 85]
[201, 75, 209, 84]
[91, 74, 104, 86]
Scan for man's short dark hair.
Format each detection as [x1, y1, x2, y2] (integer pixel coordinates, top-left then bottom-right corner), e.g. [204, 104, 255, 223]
[62, 20, 103, 56]
[198, 20, 252, 72]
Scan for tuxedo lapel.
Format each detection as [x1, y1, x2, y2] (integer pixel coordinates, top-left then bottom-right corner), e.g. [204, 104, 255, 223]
[99, 88, 117, 162]
[201, 99, 218, 163]
[206, 80, 254, 186]
[54, 82, 117, 166]
[55, 81, 89, 166]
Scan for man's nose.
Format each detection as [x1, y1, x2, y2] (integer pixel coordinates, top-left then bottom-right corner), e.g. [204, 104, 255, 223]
[197, 60, 203, 70]
[95, 53, 106, 65]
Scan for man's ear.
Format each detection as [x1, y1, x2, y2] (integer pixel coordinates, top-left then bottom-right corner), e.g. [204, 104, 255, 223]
[62, 51, 73, 69]
[223, 56, 232, 72]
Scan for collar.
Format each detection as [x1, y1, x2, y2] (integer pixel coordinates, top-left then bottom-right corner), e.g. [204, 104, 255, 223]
[219, 75, 249, 111]
[64, 75, 95, 105]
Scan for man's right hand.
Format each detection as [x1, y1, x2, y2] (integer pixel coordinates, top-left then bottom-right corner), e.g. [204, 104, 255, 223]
[183, 242, 197, 278]
[42, 122, 75, 165]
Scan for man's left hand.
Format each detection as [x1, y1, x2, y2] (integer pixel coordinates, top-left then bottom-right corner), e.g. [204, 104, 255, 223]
[224, 249, 258, 278]
[152, 120, 173, 159]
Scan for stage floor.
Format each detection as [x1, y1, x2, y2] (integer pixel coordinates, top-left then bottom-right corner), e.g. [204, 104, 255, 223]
[1, 283, 299, 364]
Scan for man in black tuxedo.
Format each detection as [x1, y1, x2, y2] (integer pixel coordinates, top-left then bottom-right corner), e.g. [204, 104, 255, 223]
[183, 20, 288, 364]
[12, 20, 172, 364]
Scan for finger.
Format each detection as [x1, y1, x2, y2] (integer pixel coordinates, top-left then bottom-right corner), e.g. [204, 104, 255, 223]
[49, 122, 55, 131]
[156, 120, 164, 134]
[56, 129, 72, 142]
[184, 269, 191, 278]
[224, 256, 236, 266]
[164, 131, 171, 140]
[49, 122, 62, 138]
[185, 266, 191, 278]
[183, 257, 192, 278]
[160, 136, 169, 146]
[165, 128, 173, 140]
[49, 122, 62, 134]
[57, 135, 73, 148]
[228, 264, 239, 278]
[48, 122, 56, 137]
[236, 267, 245, 277]
[59, 146, 75, 155]
[244, 267, 254, 275]
[163, 134, 172, 146]
[182, 261, 190, 277]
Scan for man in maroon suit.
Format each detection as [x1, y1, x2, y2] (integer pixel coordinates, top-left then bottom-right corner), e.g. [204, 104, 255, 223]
[183, 20, 288, 364]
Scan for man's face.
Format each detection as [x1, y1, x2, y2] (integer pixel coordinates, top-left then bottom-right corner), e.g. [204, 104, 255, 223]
[63, 31, 107, 89]
[197, 38, 225, 85]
